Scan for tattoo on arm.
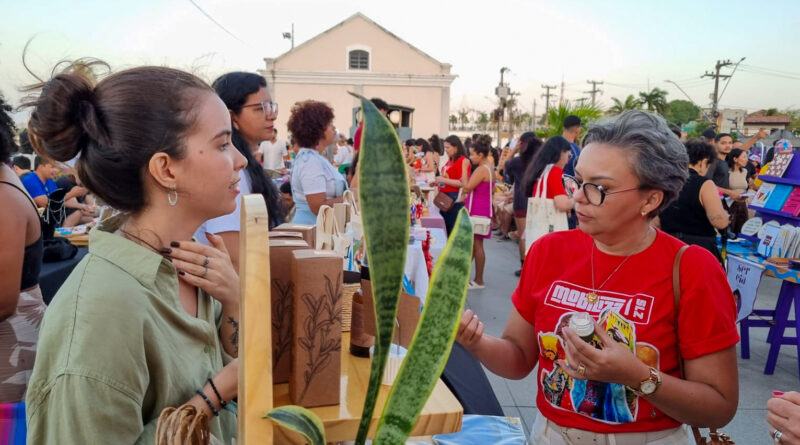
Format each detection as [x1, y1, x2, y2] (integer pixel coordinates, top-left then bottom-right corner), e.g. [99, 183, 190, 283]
[709, 213, 729, 223]
[227, 316, 239, 354]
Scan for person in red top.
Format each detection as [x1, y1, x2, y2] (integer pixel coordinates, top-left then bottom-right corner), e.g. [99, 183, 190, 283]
[523, 135, 574, 210]
[456, 110, 739, 443]
[432, 135, 472, 236]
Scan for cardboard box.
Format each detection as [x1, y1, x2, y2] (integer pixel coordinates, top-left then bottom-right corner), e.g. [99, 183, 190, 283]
[273, 223, 315, 248]
[361, 277, 421, 349]
[269, 231, 305, 241]
[290, 250, 343, 407]
[269, 239, 310, 383]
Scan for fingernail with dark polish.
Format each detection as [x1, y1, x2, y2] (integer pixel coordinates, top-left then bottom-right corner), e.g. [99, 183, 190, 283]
[178, 270, 185, 276]
[170, 241, 180, 247]
[162, 256, 172, 263]
[773, 391, 784, 396]
[160, 248, 172, 254]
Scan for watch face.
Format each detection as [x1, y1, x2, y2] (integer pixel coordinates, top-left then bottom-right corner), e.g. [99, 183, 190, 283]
[641, 381, 657, 394]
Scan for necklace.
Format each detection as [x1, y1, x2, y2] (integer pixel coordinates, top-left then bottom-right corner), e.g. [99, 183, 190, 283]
[586, 227, 653, 304]
[119, 228, 163, 254]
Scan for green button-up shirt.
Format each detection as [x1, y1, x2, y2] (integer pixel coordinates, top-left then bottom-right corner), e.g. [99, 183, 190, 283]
[26, 216, 237, 444]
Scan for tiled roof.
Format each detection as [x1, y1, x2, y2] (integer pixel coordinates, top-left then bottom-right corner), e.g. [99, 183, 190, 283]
[744, 115, 792, 124]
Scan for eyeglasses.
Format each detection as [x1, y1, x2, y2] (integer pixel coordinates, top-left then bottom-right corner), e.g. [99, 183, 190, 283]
[241, 101, 278, 117]
[562, 174, 640, 206]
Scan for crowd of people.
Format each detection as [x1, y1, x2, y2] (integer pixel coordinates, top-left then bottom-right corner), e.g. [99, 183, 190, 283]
[1, 57, 798, 444]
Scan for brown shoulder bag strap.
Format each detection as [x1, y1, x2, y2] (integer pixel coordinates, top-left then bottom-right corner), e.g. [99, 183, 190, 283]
[673, 245, 732, 444]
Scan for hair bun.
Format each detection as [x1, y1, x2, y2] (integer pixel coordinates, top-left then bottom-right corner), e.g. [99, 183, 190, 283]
[27, 71, 101, 162]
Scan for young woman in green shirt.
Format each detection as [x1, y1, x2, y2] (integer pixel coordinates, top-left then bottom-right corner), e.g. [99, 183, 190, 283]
[23, 64, 246, 444]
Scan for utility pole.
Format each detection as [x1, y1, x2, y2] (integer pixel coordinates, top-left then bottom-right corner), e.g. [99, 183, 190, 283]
[575, 98, 588, 106]
[282, 23, 295, 49]
[559, 76, 565, 104]
[532, 99, 537, 131]
[496, 67, 510, 149]
[541, 84, 557, 113]
[702, 59, 734, 127]
[585, 80, 604, 107]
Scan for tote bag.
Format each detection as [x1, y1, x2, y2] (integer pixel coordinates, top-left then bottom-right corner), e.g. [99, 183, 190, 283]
[315, 205, 351, 269]
[467, 164, 493, 236]
[524, 164, 568, 252]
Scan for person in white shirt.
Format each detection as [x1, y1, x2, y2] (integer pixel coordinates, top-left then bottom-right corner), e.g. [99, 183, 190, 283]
[258, 128, 288, 170]
[333, 134, 354, 167]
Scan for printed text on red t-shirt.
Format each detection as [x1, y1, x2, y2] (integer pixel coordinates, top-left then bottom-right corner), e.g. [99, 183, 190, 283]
[545, 281, 654, 324]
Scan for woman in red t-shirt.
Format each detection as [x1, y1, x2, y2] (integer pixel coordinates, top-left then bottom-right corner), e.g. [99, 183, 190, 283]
[523, 135, 574, 211]
[432, 136, 472, 236]
[456, 111, 738, 443]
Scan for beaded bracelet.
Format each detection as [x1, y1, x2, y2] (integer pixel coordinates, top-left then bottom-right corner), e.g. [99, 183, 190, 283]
[196, 389, 220, 417]
[207, 378, 227, 408]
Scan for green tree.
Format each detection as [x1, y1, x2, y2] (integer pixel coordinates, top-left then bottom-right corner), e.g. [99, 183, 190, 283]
[664, 100, 701, 126]
[458, 108, 469, 130]
[478, 112, 489, 130]
[607, 95, 642, 115]
[781, 108, 800, 134]
[686, 120, 711, 139]
[638, 88, 669, 114]
[543, 101, 604, 138]
[449, 114, 458, 127]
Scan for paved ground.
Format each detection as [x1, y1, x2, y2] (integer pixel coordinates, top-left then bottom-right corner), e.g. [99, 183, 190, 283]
[464, 234, 797, 443]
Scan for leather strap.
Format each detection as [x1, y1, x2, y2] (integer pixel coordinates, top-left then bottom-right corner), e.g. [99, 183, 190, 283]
[673, 244, 727, 444]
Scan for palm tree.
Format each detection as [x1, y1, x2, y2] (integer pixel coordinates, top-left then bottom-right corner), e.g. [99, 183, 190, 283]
[638, 88, 668, 114]
[458, 108, 469, 130]
[478, 112, 489, 131]
[608, 95, 642, 115]
[544, 101, 604, 138]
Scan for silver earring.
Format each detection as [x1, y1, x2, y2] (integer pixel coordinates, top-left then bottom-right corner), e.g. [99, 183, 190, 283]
[168, 189, 178, 207]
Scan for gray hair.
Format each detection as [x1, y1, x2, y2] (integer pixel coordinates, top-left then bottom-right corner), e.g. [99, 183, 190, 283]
[583, 110, 688, 217]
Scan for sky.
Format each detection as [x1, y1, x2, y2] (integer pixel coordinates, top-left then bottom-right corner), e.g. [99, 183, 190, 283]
[2, 0, 800, 124]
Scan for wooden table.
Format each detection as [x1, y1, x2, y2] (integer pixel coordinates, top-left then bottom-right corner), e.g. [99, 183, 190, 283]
[272, 333, 463, 444]
[57, 233, 89, 246]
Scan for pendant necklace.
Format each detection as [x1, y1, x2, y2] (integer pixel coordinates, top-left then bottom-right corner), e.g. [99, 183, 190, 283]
[586, 227, 653, 304]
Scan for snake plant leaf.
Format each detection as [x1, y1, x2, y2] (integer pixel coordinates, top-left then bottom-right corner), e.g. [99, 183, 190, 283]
[264, 405, 326, 445]
[374, 209, 473, 444]
[349, 92, 410, 444]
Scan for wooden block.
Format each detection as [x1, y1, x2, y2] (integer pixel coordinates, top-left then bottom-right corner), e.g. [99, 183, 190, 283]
[239, 194, 273, 443]
[269, 239, 310, 383]
[269, 231, 305, 240]
[290, 250, 343, 407]
[360, 278, 420, 348]
[273, 223, 315, 247]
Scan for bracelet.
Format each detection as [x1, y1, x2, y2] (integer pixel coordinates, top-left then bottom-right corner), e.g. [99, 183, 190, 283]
[207, 378, 227, 408]
[196, 389, 219, 417]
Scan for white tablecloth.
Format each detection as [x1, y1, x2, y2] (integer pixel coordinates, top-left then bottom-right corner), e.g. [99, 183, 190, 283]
[404, 227, 448, 304]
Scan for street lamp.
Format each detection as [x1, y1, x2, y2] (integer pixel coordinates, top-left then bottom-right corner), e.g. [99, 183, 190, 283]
[495, 67, 510, 148]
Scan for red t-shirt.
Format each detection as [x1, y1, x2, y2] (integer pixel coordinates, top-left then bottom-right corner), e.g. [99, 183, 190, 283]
[353, 122, 363, 151]
[441, 156, 472, 193]
[533, 165, 567, 199]
[512, 229, 738, 433]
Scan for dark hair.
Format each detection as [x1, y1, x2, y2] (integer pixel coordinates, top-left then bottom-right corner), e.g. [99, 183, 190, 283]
[286, 100, 334, 148]
[684, 139, 715, 166]
[518, 131, 543, 166]
[279, 181, 291, 194]
[12, 155, 31, 170]
[564, 115, 582, 130]
[444, 135, 466, 161]
[18, 129, 33, 155]
[416, 138, 432, 153]
[347, 149, 359, 182]
[346, 138, 353, 145]
[464, 137, 471, 151]
[25, 65, 214, 214]
[370, 97, 388, 111]
[726, 148, 746, 172]
[701, 128, 716, 140]
[429, 134, 443, 155]
[0, 94, 16, 163]
[765, 146, 776, 164]
[212, 72, 283, 228]
[34, 155, 50, 170]
[471, 134, 492, 157]
[668, 124, 682, 139]
[714, 132, 731, 142]
[523, 135, 571, 197]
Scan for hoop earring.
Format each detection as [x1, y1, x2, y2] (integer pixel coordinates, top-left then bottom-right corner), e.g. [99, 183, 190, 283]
[168, 189, 178, 207]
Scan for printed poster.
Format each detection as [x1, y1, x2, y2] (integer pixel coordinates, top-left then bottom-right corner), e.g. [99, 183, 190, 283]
[726, 255, 764, 322]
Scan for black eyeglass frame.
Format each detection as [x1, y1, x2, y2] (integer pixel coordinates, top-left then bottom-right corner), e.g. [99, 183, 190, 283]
[561, 174, 641, 206]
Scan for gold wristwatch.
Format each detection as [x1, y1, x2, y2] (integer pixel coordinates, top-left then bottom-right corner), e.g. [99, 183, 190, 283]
[630, 367, 661, 396]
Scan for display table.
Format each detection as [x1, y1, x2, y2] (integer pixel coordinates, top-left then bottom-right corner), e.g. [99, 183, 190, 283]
[271, 333, 463, 444]
[38, 247, 88, 304]
[405, 228, 447, 302]
[730, 242, 800, 381]
[56, 233, 89, 246]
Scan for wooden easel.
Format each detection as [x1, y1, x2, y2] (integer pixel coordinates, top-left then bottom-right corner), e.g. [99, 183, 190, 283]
[239, 194, 273, 443]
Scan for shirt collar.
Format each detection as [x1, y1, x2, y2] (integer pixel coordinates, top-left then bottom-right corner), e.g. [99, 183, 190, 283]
[88, 214, 169, 286]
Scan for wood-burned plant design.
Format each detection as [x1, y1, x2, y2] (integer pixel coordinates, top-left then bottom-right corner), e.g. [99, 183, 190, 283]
[297, 273, 342, 403]
[272, 279, 293, 369]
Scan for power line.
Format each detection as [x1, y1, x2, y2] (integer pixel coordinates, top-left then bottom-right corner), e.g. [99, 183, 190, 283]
[585, 80, 603, 106]
[738, 67, 800, 81]
[186, 0, 248, 45]
[741, 64, 800, 78]
[718, 57, 745, 102]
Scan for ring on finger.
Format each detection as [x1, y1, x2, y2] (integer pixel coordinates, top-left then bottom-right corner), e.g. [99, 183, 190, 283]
[203, 256, 210, 266]
[773, 429, 783, 443]
[577, 363, 586, 377]
[201, 265, 208, 278]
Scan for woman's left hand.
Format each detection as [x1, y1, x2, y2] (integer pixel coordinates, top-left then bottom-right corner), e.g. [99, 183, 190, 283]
[556, 322, 647, 387]
[168, 233, 240, 305]
[767, 392, 800, 444]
